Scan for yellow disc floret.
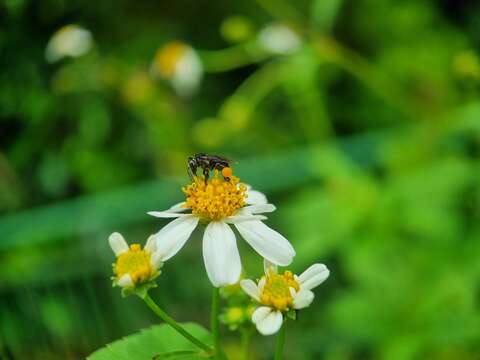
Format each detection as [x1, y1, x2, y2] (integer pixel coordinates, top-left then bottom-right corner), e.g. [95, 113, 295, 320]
[183, 171, 247, 221]
[114, 244, 154, 286]
[260, 271, 300, 311]
[153, 41, 187, 77]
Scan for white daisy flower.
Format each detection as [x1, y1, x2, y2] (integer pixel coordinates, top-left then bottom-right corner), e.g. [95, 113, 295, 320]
[240, 260, 330, 335]
[151, 41, 203, 97]
[108, 232, 163, 290]
[257, 23, 302, 55]
[45, 24, 93, 63]
[148, 169, 295, 288]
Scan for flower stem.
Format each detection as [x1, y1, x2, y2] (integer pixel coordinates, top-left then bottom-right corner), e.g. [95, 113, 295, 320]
[240, 328, 253, 360]
[274, 320, 287, 360]
[142, 293, 213, 354]
[211, 287, 223, 359]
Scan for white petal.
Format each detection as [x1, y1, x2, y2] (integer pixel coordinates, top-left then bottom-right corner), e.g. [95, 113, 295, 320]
[235, 220, 295, 266]
[293, 289, 315, 309]
[240, 279, 261, 302]
[252, 307, 283, 336]
[171, 47, 203, 97]
[117, 274, 133, 288]
[145, 234, 156, 253]
[252, 306, 272, 323]
[263, 258, 278, 275]
[224, 213, 267, 224]
[298, 264, 330, 290]
[245, 187, 268, 205]
[154, 215, 199, 261]
[150, 251, 163, 270]
[109, 232, 129, 256]
[148, 211, 188, 218]
[243, 203, 276, 214]
[168, 202, 190, 212]
[258, 277, 266, 293]
[202, 221, 242, 287]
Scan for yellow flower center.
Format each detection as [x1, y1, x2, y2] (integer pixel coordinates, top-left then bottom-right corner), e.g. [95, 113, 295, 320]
[154, 41, 188, 77]
[260, 271, 300, 311]
[183, 172, 247, 221]
[114, 244, 154, 285]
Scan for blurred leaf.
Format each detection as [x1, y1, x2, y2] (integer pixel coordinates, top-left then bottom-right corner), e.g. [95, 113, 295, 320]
[0, 135, 384, 251]
[311, 0, 343, 32]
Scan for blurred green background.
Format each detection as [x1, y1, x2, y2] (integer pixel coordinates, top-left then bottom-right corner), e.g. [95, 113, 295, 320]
[1, 0, 480, 359]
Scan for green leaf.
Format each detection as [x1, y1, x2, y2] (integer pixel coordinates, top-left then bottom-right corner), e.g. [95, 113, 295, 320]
[153, 350, 204, 359]
[88, 323, 212, 360]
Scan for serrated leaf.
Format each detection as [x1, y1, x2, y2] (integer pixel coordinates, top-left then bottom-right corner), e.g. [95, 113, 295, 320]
[88, 323, 212, 360]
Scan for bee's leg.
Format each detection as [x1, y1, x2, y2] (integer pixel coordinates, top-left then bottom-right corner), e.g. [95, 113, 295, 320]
[187, 164, 196, 180]
[203, 167, 210, 184]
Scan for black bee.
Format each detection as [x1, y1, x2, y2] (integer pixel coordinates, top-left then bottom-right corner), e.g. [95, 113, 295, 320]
[187, 153, 233, 181]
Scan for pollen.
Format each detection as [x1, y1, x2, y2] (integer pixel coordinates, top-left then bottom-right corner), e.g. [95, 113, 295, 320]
[153, 41, 187, 77]
[183, 171, 247, 221]
[114, 244, 154, 285]
[260, 271, 300, 311]
[221, 167, 233, 178]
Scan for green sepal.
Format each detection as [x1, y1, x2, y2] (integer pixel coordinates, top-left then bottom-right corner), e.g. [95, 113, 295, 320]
[111, 271, 161, 298]
[286, 308, 297, 320]
[126, 280, 158, 299]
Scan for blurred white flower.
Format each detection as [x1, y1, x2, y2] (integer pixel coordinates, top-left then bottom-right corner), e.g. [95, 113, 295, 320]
[148, 170, 295, 288]
[45, 25, 93, 63]
[151, 41, 203, 97]
[258, 23, 301, 55]
[109, 232, 163, 290]
[240, 260, 329, 335]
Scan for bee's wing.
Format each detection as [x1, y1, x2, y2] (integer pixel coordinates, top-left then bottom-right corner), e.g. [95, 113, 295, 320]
[213, 154, 237, 165]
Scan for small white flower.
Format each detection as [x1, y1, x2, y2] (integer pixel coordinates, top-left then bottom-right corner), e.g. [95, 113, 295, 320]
[240, 260, 329, 335]
[148, 172, 295, 288]
[258, 23, 301, 55]
[151, 41, 203, 97]
[109, 232, 163, 290]
[45, 25, 93, 63]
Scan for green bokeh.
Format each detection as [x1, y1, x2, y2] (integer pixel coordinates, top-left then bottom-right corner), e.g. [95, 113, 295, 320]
[1, 0, 480, 359]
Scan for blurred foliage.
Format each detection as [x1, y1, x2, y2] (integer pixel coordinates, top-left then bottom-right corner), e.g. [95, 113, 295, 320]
[1, 0, 480, 359]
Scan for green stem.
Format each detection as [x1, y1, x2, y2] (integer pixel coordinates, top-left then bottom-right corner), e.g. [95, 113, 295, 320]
[199, 43, 269, 73]
[142, 293, 213, 354]
[274, 320, 287, 360]
[240, 328, 253, 360]
[211, 287, 221, 358]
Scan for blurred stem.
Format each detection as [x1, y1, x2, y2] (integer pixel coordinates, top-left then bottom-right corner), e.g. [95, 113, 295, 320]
[274, 321, 287, 360]
[255, 0, 303, 22]
[199, 43, 269, 73]
[240, 328, 253, 360]
[211, 287, 223, 359]
[142, 293, 213, 354]
[253, 0, 424, 120]
[309, 34, 420, 119]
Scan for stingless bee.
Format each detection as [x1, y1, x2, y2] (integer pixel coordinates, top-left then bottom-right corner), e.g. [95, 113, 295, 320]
[187, 153, 234, 182]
